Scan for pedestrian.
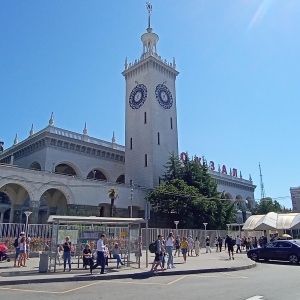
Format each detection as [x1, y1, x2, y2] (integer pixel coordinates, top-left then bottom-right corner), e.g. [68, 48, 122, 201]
[225, 235, 235, 260]
[205, 236, 211, 253]
[82, 243, 94, 274]
[174, 235, 181, 257]
[223, 237, 226, 250]
[194, 237, 200, 256]
[26, 234, 31, 260]
[180, 236, 188, 263]
[17, 235, 27, 267]
[214, 237, 219, 252]
[112, 243, 124, 269]
[63, 236, 72, 272]
[236, 235, 242, 253]
[187, 235, 194, 256]
[150, 235, 164, 274]
[134, 239, 142, 263]
[14, 232, 24, 267]
[93, 234, 107, 274]
[218, 236, 223, 252]
[165, 232, 176, 269]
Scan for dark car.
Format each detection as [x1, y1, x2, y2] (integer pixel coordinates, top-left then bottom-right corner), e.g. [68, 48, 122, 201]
[247, 240, 300, 264]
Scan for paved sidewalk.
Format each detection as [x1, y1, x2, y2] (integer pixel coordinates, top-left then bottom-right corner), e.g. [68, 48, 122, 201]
[0, 249, 255, 286]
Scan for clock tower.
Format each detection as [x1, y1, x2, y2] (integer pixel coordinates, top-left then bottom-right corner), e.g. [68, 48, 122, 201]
[122, 4, 179, 188]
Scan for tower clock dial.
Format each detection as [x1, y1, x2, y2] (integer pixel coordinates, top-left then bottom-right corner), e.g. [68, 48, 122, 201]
[129, 84, 147, 109]
[155, 84, 173, 109]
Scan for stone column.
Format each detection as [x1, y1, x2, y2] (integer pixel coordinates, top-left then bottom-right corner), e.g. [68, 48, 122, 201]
[47, 206, 57, 218]
[29, 200, 40, 224]
[0, 211, 4, 223]
[11, 204, 22, 223]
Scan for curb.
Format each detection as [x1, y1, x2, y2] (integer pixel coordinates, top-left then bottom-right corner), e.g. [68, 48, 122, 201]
[0, 262, 256, 286]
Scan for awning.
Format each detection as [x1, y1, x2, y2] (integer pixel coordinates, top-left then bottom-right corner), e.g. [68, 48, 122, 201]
[243, 212, 300, 231]
[47, 215, 146, 225]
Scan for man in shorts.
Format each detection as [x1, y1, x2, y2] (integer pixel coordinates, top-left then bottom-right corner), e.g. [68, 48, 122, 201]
[150, 235, 164, 274]
[14, 232, 24, 267]
[174, 235, 181, 257]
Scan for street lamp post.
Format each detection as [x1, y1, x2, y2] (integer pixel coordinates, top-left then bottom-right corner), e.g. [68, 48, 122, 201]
[203, 223, 208, 247]
[130, 180, 133, 218]
[226, 224, 230, 235]
[174, 221, 179, 235]
[24, 211, 32, 236]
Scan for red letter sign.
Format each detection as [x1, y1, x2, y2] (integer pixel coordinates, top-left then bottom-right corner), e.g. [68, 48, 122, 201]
[232, 168, 237, 177]
[222, 165, 227, 175]
[194, 156, 201, 165]
[180, 152, 187, 163]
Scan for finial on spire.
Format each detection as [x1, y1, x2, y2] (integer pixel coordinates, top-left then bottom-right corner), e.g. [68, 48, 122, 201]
[49, 112, 54, 126]
[14, 134, 18, 145]
[30, 124, 34, 136]
[83, 122, 88, 135]
[249, 174, 252, 182]
[146, 2, 152, 29]
[124, 57, 128, 70]
[240, 171, 243, 179]
[112, 131, 116, 144]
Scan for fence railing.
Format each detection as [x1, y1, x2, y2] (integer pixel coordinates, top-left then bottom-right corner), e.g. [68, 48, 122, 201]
[0, 223, 264, 250]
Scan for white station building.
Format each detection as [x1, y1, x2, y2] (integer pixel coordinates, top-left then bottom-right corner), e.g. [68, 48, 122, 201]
[0, 10, 256, 225]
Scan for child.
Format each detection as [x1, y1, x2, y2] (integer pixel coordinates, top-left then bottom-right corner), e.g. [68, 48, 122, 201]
[180, 236, 188, 263]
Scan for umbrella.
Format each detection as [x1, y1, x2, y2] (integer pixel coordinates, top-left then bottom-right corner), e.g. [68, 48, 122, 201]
[0, 244, 8, 252]
[282, 234, 292, 238]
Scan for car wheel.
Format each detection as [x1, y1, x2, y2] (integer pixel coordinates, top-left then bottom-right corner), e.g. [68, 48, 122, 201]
[250, 252, 259, 261]
[7, 258, 11, 262]
[288, 254, 299, 264]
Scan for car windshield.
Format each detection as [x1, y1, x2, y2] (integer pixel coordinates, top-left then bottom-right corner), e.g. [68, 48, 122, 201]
[291, 240, 300, 247]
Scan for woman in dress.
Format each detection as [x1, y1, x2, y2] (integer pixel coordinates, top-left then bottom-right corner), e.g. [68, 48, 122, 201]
[194, 237, 200, 256]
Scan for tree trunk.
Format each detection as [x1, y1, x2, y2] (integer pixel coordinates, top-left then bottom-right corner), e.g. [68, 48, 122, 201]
[110, 198, 115, 217]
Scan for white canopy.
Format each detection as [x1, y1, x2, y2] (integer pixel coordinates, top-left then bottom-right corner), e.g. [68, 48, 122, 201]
[243, 212, 300, 231]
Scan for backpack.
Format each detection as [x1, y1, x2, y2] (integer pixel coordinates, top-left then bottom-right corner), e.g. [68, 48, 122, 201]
[14, 238, 19, 248]
[148, 242, 157, 253]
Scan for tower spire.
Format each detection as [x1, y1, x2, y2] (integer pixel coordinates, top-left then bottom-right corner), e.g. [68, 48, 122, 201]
[146, 2, 152, 29]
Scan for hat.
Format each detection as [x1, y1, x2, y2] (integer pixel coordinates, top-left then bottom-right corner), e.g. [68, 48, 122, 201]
[20, 232, 25, 235]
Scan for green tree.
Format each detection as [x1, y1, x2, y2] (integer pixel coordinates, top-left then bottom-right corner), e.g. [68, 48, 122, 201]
[108, 188, 118, 217]
[146, 154, 236, 229]
[254, 197, 284, 214]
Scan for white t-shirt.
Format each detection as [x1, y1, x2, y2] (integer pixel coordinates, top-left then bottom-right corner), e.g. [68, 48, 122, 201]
[165, 237, 174, 247]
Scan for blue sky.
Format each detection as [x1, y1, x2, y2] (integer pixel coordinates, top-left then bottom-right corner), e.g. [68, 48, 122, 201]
[1, 0, 299, 208]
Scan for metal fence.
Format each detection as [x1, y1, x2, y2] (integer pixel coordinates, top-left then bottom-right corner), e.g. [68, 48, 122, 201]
[0, 222, 264, 249]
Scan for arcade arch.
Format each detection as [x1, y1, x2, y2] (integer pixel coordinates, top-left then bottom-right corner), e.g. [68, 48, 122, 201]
[54, 162, 80, 177]
[30, 161, 41, 171]
[87, 169, 108, 181]
[116, 174, 125, 184]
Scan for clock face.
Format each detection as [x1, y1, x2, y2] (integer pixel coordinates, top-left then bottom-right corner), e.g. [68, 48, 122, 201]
[129, 84, 147, 109]
[155, 84, 173, 109]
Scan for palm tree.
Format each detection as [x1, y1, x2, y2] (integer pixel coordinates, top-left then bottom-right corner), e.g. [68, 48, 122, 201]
[108, 188, 118, 217]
